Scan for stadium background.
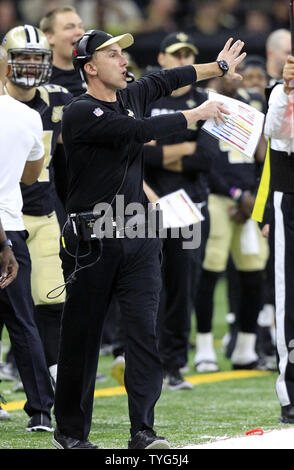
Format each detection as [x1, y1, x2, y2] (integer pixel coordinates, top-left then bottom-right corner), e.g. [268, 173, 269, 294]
[0, 0, 291, 450]
[0, 0, 290, 67]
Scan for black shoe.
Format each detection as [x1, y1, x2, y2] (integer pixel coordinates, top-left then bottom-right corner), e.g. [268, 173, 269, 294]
[280, 405, 294, 424]
[256, 325, 276, 357]
[233, 358, 276, 371]
[52, 427, 99, 449]
[128, 429, 170, 449]
[163, 370, 194, 391]
[26, 413, 53, 432]
[232, 361, 258, 370]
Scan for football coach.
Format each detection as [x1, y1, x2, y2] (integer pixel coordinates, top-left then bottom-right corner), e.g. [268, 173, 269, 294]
[52, 29, 246, 449]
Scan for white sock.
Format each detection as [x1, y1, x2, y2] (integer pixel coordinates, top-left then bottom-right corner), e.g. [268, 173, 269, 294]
[257, 304, 275, 327]
[231, 332, 258, 365]
[195, 332, 217, 363]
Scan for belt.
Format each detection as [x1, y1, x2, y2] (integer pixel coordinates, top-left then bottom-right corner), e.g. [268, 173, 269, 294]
[112, 214, 146, 238]
[68, 212, 147, 241]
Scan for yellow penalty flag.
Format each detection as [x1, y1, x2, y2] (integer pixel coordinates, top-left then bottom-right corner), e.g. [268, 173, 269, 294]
[251, 140, 271, 223]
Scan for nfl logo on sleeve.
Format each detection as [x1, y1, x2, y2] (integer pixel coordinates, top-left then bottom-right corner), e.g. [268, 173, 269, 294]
[93, 107, 104, 117]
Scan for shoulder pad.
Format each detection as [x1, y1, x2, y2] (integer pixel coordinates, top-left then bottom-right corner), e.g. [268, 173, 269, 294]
[42, 84, 70, 94]
[237, 88, 250, 102]
[37, 85, 50, 106]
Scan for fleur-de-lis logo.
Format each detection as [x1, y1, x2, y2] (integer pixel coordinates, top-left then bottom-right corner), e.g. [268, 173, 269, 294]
[186, 99, 196, 109]
[51, 106, 63, 123]
[176, 33, 189, 42]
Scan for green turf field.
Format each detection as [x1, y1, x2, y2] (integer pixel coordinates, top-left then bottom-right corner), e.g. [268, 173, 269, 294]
[0, 277, 286, 449]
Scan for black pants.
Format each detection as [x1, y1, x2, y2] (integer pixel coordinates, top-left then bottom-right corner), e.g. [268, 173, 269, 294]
[0, 230, 54, 417]
[273, 192, 294, 406]
[157, 228, 199, 371]
[54, 232, 163, 441]
[158, 204, 210, 371]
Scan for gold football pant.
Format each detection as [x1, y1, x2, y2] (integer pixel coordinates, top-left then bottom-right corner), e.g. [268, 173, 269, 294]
[203, 194, 269, 272]
[23, 212, 65, 305]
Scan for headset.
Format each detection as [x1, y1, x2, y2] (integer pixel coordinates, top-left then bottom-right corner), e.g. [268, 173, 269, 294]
[72, 29, 96, 81]
[72, 30, 135, 83]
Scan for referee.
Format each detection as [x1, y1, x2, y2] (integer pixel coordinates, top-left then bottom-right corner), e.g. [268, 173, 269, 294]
[264, 55, 294, 423]
[53, 29, 245, 449]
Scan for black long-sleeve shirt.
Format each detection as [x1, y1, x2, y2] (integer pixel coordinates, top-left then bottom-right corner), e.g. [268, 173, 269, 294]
[62, 65, 197, 213]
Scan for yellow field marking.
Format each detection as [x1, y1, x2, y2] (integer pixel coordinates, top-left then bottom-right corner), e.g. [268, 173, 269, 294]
[1, 370, 272, 412]
[2, 400, 26, 411]
[187, 369, 271, 385]
[94, 386, 126, 398]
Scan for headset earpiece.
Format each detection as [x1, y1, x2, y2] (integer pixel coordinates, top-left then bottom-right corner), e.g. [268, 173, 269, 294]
[72, 29, 97, 74]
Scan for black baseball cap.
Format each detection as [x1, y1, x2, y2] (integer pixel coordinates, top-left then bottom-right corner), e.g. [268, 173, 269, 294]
[242, 55, 266, 71]
[160, 32, 198, 55]
[86, 30, 134, 55]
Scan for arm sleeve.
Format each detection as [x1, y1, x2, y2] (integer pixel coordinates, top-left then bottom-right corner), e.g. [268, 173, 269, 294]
[69, 103, 188, 147]
[206, 131, 231, 197]
[182, 152, 211, 174]
[182, 130, 215, 174]
[125, 65, 197, 114]
[208, 167, 231, 196]
[52, 143, 68, 205]
[264, 85, 294, 139]
[143, 145, 164, 169]
[27, 110, 44, 161]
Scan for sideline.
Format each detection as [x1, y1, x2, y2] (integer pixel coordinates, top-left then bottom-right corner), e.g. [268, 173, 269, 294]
[182, 426, 294, 449]
[1, 369, 272, 412]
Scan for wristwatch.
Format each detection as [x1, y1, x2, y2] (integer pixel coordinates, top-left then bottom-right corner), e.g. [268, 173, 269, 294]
[0, 239, 12, 251]
[216, 60, 229, 77]
[229, 187, 243, 202]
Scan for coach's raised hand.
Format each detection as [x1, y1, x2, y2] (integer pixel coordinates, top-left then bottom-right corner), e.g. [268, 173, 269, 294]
[217, 38, 247, 80]
[193, 38, 246, 82]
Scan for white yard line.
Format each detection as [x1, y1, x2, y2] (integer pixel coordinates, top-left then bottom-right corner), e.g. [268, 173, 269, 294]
[182, 427, 294, 449]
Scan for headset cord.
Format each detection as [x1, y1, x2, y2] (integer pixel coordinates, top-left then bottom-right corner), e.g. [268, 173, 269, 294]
[46, 235, 103, 300]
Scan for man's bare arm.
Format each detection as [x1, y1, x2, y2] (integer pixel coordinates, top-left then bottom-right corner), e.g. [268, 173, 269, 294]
[21, 156, 45, 185]
[143, 180, 159, 203]
[164, 160, 183, 173]
[162, 142, 196, 165]
[193, 38, 246, 82]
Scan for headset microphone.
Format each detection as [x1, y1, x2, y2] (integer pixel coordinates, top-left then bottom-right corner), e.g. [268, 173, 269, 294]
[126, 71, 135, 83]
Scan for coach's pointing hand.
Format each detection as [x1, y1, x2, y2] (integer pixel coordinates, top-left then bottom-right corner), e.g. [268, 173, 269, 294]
[182, 101, 229, 127]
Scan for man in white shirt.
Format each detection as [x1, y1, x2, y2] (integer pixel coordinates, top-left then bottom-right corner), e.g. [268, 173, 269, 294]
[266, 29, 292, 86]
[264, 54, 294, 423]
[0, 46, 54, 430]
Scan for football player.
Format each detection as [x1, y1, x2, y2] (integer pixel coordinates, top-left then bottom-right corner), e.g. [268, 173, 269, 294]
[40, 5, 86, 96]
